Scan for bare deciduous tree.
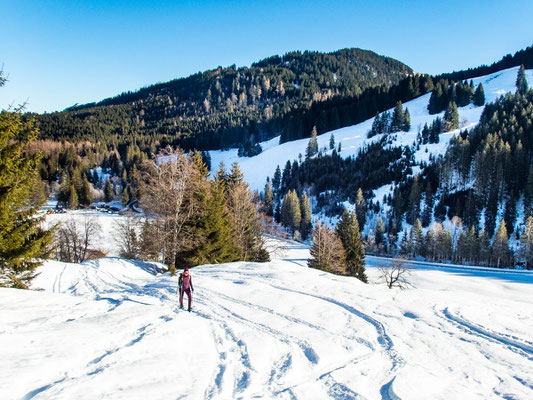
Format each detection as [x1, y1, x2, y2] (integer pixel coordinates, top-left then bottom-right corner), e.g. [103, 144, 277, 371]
[138, 149, 205, 269]
[379, 257, 411, 289]
[308, 222, 346, 274]
[55, 217, 101, 263]
[115, 216, 141, 259]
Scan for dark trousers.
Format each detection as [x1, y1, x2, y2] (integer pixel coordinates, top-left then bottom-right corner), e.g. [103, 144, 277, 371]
[180, 287, 192, 310]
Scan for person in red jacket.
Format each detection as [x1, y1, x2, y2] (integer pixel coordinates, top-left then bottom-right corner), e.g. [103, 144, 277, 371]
[178, 267, 194, 311]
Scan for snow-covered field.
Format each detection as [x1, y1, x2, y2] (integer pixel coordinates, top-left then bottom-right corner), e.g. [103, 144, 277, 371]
[2, 236, 532, 399]
[209, 66, 533, 193]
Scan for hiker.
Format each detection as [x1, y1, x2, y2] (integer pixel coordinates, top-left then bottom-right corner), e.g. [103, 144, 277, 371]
[178, 267, 194, 311]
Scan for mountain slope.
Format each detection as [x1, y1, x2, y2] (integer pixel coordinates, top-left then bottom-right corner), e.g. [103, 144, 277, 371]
[209, 66, 533, 194]
[1, 237, 532, 399]
[34, 48, 412, 149]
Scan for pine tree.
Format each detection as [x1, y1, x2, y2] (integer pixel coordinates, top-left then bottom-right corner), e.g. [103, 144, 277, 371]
[122, 187, 130, 206]
[421, 182, 433, 227]
[443, 102, 459, 131]
[104, 179, 114, 202]
[0, 110, 54, 288]
[478, 228, 491, 265]
[216, 161, 228, 186]
[306, 126, 319, 159]
[264, 180, 274, 217]
[516, 65, 528, 94]
[308, 222, 346, 274]
[227, 162, 244, 186]
[299, 192, 312, 240]
[492, 220, 510, 268]
[336, 210, 367, 282]
[473, 83, 485, 106]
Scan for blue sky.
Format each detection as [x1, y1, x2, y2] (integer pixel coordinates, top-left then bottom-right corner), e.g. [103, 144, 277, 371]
[1, 0, 532, 113]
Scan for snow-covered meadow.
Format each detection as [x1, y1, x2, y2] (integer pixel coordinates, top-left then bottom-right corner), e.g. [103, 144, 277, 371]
[1, 231, 532, 399]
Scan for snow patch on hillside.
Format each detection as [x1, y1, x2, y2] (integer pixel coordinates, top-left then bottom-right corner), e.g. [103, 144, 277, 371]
[209, 66, 533, 194]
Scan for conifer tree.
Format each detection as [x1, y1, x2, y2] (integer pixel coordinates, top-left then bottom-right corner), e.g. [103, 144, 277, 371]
[403, 108, 411, 131]
[329, 133, 335, 150]
[412, 218, 424, 256]
[80, 176, 92, 206]
[408, 175, 422, 224]
[264, 180, 274, 217]
[336, 210, 367, 282]
[308, 222, 346, 274]
[122, 187, 130, 206]
[421, 182, 433, 227]
[281, 190, 301, 234]
[216, 161, 228, 186]
[104, 179, 114, 202]
[473, 83, 485, 106]
[478, 228, 491, 265]
[492, 220, 510, 268]
[390, 101, 404, 132]
[306, 126, 319, 159]
[516, 65, 528, 94]
[272, 165, 282, 200]
[520, 216, 533, 268]
[375, 217, 386, 246]
[299, 192, 312, 240]
[0, 108, 54, 288]
[68, 184, 79, 209]
[443, 102, 459, 131]
[355, 188, 367, 229]
[187, 179, 237, 266]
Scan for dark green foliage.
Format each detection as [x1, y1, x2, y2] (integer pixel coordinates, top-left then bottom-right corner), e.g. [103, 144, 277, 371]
[35, 48, 412, 152]
[473, 83, 485, 106]
[0, 109, 54, 288]
[443, 102, 459, 131]
[336, 210, 367, 282]
[306, 126, 319, 159]
[299, 192, 312, 240]
[104, 179, 114, 202]
[281, 190, 301, 234]
[264, 180, 274, 217]
[516, 65, 528, 94]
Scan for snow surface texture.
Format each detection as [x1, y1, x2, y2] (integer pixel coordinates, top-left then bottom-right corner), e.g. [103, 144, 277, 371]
[208, 66, 533, 193]
[2, 237, 532, 399]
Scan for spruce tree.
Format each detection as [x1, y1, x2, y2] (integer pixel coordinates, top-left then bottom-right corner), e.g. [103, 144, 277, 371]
[104, 179, 114, 202]
[264, 180, 274, 217]
[187, 179, 237, 266]
[516, 65, 528, 94]
[443, 102, 459, 131]
[336, 210, 367, 282]
[0, 109, 54, 288]
[492, 220, 510, 268]
[375, 217, 386, 246]
[520, 216, 533, 268]
[355, 188, 366, 229]
[299, 192, 312, 240]
[403, 108, 411, 132]
[306, 126, 319, 159]
[390, 101, 404, 132]
[80, 176, 92, 206]
[68, 184, 78, 209]
[413, 218, 424, 256]
[473, 83, 485, 106]
[329, 133, 335, 150]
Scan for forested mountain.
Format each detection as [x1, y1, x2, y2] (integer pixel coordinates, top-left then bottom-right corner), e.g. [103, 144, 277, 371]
[34, 48, 412, 151]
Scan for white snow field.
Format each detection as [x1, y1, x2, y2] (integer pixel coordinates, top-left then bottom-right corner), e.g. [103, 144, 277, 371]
[209, 66, 533, 193]
[1, 238, 533, 400]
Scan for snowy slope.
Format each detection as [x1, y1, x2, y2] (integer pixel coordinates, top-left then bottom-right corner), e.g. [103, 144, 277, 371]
[209, 66, 533, 193]
[2, 239, 532, 399]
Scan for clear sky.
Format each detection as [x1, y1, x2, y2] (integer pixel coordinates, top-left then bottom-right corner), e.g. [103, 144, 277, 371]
[1, 0, 532, 113]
